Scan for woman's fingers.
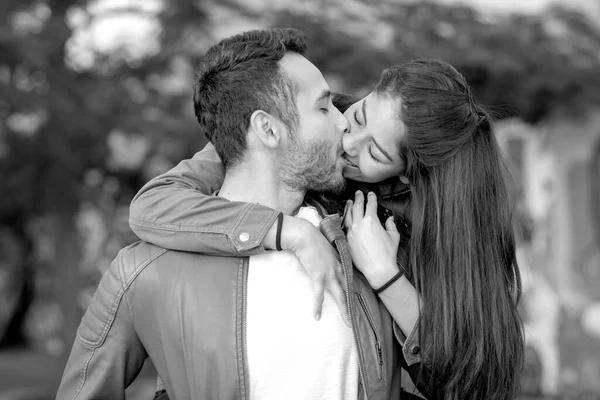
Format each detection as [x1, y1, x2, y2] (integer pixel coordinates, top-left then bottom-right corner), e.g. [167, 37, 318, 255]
[311, 278, 325, 321]
[328, 280, 351, 327]
[352, 191, 365, 221]
[343, 200, 353, 228]
[385, 215, 398, 233]
[310, 266, 350, 327]
[365, 192, 378, 216]
[386, 216, 401, 245]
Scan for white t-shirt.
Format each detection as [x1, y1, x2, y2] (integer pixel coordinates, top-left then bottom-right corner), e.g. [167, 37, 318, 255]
[246, 206, 359, 400]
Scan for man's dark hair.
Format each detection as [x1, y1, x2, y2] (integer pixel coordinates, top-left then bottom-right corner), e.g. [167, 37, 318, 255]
[193, 28, 307, 168]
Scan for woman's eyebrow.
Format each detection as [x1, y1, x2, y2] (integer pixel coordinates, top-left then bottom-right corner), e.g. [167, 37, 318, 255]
[372, 139, 393, 162]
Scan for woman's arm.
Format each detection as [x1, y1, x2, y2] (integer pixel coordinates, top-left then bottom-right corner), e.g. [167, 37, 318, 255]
[344, 191, 442, 398]
[344, 191, 443, 400]
[129, 142, 348, 323]
[131, 143, 334, 257]
[131, 143, 325, 256]
[130, 142, 280, 255]
[344, 191, 420, 336]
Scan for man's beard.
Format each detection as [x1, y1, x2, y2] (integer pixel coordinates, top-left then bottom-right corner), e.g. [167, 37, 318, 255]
[280, 136, 346, 195]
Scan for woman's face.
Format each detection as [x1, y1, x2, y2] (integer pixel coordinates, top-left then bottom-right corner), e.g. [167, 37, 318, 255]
[342, 92, 407, 183]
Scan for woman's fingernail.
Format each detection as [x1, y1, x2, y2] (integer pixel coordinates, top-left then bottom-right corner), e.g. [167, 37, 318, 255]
[315, 313, 321, 321]
[368, 192, 375, 197]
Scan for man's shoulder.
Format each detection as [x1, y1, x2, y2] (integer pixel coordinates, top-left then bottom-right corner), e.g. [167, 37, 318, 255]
[115, 241, 170, 284]
[118, 240, 167, 261]
[115, 241, 229, 286]
[76, 241, 169, 349]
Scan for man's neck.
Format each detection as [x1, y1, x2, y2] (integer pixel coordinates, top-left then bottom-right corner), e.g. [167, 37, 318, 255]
[219, 164, 305, 216]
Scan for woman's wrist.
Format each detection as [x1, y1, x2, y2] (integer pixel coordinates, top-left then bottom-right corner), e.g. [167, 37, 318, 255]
[378, 275, 420, 313]
[365, 262, 402, 289]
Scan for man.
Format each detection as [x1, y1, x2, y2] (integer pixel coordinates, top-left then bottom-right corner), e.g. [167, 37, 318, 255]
[57, 28, 406, 399]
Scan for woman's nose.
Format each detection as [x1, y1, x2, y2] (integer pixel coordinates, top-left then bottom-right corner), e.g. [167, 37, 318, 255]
[335, 109, 350, 134]
[342, 131, 360, 157]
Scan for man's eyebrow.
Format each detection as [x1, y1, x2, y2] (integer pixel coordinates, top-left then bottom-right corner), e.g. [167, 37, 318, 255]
[315, 89, 331, 104]
[372, 139, 394, 162]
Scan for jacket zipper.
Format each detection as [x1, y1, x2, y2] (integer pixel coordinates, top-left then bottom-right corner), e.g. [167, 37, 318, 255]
[242, 259, 250, 400]
[334, 240, 369, 400]
[356, 292, 384, 381]
[380, 187, 411, 201]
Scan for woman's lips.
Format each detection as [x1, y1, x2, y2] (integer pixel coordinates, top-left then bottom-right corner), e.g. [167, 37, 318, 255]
[343, 154, 359, 169]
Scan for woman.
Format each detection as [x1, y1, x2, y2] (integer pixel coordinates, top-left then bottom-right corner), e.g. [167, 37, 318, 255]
[130, 59, 524, 399]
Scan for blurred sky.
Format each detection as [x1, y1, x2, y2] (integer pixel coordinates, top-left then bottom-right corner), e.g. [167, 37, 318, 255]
[71, 0, 600, 69]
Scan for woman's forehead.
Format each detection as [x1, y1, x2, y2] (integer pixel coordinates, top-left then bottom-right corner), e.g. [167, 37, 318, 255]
[361, 92, 404, 145]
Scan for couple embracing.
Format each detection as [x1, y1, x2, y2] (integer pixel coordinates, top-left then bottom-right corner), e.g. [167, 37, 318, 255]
[58, 28, 523, 400]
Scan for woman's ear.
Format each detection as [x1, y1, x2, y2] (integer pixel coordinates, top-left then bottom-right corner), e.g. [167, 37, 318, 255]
[249, 110, 281, 149]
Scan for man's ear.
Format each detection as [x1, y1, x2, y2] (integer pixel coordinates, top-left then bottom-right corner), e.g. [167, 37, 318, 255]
[249, 110, 282, 149]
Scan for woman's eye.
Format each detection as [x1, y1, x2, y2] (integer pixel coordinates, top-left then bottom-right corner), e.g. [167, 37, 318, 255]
[367, 143, 381, 163]
[320, 107, 329, 113]
[353, 109, 362, 126]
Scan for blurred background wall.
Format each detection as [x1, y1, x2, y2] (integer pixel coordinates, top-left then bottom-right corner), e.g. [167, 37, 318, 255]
[1, 0, 600, 398]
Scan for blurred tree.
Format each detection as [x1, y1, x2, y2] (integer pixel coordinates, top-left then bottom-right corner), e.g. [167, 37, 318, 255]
[592, 138, 600, 248]
[272, 1, 600, 123]
[0, 0, 211, 353]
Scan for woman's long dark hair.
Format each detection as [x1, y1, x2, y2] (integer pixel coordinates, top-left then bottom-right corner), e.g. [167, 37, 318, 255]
[375, 60, 524, 399]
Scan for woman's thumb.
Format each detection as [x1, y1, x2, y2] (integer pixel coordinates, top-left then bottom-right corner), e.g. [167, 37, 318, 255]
[386, 216, 398, 233]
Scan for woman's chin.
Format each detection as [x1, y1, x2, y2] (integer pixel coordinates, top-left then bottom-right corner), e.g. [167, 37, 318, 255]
[343, 167, 365, 182]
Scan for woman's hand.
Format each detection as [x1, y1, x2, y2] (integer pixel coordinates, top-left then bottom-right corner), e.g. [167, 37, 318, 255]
[344, 191, 401, 289]
[279, 217, 350, 326]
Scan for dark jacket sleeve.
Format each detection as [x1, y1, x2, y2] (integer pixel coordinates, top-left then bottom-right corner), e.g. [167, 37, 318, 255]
[129, 143, 280, 256]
